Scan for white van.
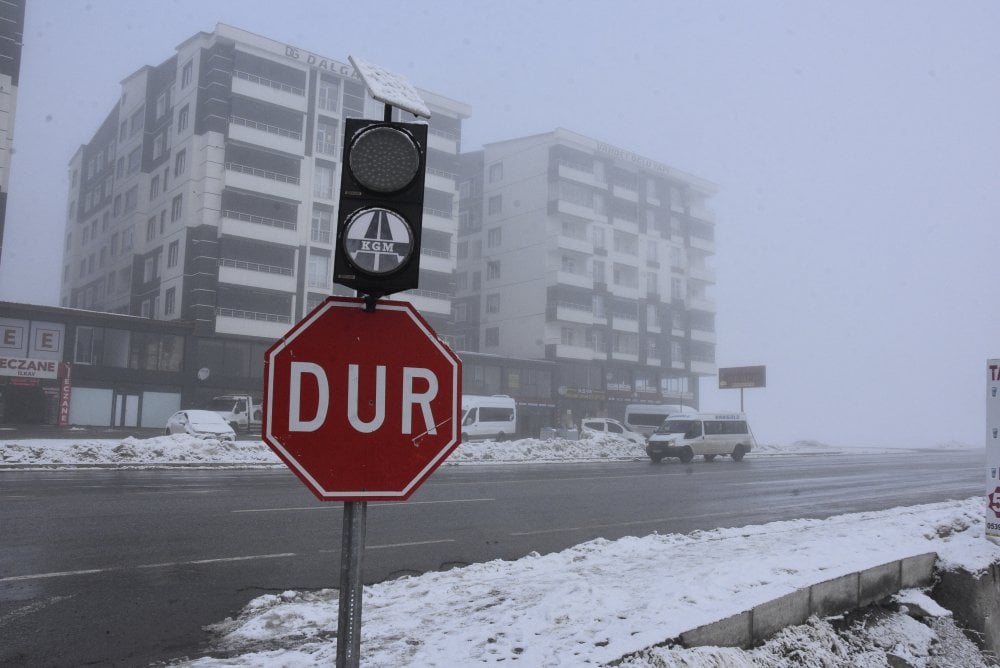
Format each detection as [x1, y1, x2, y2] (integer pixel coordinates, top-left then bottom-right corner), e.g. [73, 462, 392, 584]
[624, 403, 698, 438]
[461, 395, 517, 442]
[645, 413, 755, 463]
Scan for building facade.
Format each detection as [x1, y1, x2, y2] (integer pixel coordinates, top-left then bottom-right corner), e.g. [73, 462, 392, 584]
[0, 0, 25, 264]
[454, 128, 718, 424]
[60, 24, 470, 338]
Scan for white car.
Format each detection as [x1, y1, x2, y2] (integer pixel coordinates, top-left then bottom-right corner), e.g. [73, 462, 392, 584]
[580, 418, 646, 446]
[165, 410, 237, 442]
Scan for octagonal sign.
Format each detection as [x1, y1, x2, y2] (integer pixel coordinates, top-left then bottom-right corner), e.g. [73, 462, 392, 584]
[262, 296, 461, 501]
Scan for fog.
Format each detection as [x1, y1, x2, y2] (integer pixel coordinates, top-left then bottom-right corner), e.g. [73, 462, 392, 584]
[0, 1, 997, 448]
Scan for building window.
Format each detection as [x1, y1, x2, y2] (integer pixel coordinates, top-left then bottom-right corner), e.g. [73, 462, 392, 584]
[124, 186, 138, 214]
[315, 119, 339, 156]
[164, 287, 176, 315]
[119, 120, 128, 141]
[177, 104, 189, 133]
[487, 227, 502, 248]
[453, 302, 467, 323]
[130, 106, 145, 135]
[167, 240, 179, 268]
[485, 293, 500, 314]
[155, 92, 168, 119]
[142, 255, 159, 283]
[128, 146, 142, 174]
[311, 207, 333, 243]
[488, 161, 503, 183]
[152, 133, 164, 160]
[485, 327, 500, 347]
[314, 165, 335, 199]
[488, 195, 502, 216]
[149, 175, 160, 201]
[486, 260, 501, 281]
[181, 60, 193, 88]
[146, 217, 157, 241]
[174, 149, 186, 176]
[318, 78, 341, 113]
[171, 195, 183, 222]
[593, 259, 605, 284]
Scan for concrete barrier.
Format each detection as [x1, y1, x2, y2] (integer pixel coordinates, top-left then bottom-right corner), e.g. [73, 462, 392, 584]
[672, 552, 938, 649]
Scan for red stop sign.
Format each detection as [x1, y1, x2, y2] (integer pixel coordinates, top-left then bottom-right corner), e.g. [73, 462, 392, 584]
[262, 296, 462, 501]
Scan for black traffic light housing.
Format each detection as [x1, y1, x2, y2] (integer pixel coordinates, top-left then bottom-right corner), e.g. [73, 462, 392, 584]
[333, 118, 428, 303]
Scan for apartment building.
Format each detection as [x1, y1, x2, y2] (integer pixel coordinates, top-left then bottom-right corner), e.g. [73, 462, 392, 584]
[61, 23, 469, 337]
[455, 128, 718, 422]
[0, 0, 25, 263]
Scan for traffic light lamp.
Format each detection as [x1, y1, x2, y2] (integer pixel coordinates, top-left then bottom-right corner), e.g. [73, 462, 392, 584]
[334, 118, 428, 301]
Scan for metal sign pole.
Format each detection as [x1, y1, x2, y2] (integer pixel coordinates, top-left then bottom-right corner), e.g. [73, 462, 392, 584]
[337, 500, 367, 668]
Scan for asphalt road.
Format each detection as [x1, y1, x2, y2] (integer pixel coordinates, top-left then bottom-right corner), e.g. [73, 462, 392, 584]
[0, 449, 984, 666]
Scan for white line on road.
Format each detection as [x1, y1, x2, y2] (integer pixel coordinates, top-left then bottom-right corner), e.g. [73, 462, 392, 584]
[0, 553, 299, 583]
[232, 498, 494, 513]
[319, 538, 456, 552]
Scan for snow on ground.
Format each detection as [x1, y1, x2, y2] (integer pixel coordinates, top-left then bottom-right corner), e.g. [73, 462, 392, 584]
[0, 432, 975, 468]
[1, 433, 995, 666]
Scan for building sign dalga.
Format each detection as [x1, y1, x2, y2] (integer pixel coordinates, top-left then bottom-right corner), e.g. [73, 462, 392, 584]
[986, 359, 1000, 543]
[0, 356, 59, 379]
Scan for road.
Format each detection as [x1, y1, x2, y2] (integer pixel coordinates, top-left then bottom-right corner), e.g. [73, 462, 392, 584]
[0, 449, 984, 666]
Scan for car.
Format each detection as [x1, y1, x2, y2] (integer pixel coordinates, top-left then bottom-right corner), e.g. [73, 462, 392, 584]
[580, 418, 646, 446]
[165, 409, 237, 442]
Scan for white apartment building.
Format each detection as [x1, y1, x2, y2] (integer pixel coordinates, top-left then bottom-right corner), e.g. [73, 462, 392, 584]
[455, 128, 717, 420]
[61, 24, 470, 338]
[0, 0, 25, 264]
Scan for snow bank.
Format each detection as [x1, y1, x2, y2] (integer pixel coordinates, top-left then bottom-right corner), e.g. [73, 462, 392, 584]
[179, 497, 999, 666]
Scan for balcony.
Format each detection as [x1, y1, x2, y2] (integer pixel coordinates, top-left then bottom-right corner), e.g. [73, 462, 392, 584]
[428, 130, 458, 154]
[229, 116, 304, 155]
[552, 270, 592, 289]
[691, 328, 717, 344]
[554, 302, 595, 326]
[218, 258, 296, 292]
[689, 265, 717, 283]
[221, 210, 299, 246]
[225, 162, 301, 200]
[552, 343, 594, 361]
[425, 169, 457, 193]
[423, 207, 454, 233]
[689, 295, 716, 312]
[554, 198, 595, 221]
[612, 184, 639, 203]
[232, 70, 308, 112]
[611, 350, 640, 363]
[215, 308, 292, 340]
[611, 315, 639, 333]
[419, 248, 454, 274]
[395, 289, 452, 317]
[556, 232, 592, 255]
[690, 359, 716, 376]
[557, 161, 599, 188]
[689, 235, 716, 254]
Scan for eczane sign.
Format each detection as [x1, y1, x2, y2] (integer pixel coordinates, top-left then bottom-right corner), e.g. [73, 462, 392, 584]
[262, 296, 461, 501]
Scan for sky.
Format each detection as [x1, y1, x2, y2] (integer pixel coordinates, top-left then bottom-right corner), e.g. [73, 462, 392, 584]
[2, 434, 996, 665]
[0, 1, 998, 448]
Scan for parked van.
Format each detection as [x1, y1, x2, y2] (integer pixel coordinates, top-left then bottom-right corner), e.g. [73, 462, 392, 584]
[645, 412, 755, 463]
[461, 395, 517, 442]
[624, 403, 698, 438]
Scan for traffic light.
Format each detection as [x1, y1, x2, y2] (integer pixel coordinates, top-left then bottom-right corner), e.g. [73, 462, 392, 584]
[333, 118, 428, 301]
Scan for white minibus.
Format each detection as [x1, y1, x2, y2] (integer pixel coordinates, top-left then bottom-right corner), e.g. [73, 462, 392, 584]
[460, 395, 517, 441]
[645, 412, 755, 463]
